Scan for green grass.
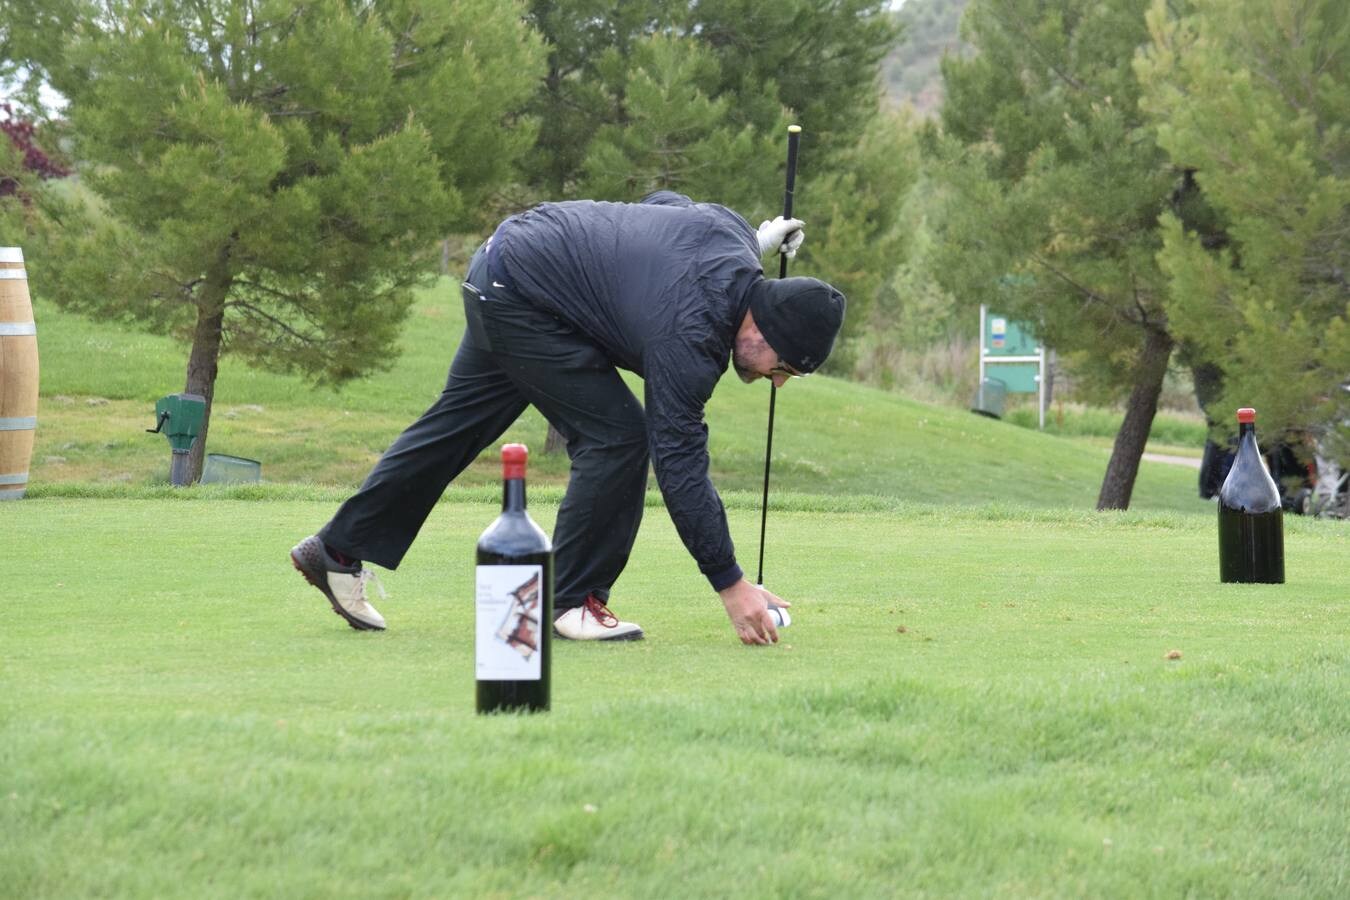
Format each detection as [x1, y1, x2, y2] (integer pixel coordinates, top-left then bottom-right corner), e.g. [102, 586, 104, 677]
[30, 278, 1211, 512]
[31, 279, 556, 487]
[3, 498, 1347, 898]
[12, 277, 1347, 897]
[1004, 402, 1210, 449]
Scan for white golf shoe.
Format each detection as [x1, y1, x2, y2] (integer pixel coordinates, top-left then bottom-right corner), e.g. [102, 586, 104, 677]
[554, 594, 644, 641]
[290, 535, 387, 631]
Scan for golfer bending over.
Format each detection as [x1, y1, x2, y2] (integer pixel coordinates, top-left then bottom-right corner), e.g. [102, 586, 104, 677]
[291, 191, 845, 646]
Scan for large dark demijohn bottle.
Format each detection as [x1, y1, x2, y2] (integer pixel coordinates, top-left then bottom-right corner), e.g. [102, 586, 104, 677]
[476, 443, 553, 713]
[1217, 408, 1284, 584]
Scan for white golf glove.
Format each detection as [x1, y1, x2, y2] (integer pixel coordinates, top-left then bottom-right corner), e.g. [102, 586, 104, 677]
[757, 216, 805, 258]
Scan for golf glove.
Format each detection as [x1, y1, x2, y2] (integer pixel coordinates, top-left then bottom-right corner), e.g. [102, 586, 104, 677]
[757, 216, 805, 258]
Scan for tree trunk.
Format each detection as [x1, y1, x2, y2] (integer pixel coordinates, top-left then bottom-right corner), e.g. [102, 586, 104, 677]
[1096, 327, 1175, 510]
[183, 255, 232, 482]
[1190, 359, 1225, 425]
[1044, 349, 1056, 407]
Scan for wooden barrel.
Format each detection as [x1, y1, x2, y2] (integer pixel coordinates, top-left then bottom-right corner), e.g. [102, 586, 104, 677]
[0, 247, 38, 500]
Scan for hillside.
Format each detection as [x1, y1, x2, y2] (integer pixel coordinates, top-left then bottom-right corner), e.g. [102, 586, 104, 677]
[884, 0, 970, 116]
[25, 275, 1210, 513]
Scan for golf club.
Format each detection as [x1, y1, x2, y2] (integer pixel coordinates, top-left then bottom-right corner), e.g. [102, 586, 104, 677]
[756, 124, 800, 614]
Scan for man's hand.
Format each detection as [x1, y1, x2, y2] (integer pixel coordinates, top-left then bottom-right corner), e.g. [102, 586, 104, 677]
[717, 579, 792, 645]
[757, 216, 805, 259]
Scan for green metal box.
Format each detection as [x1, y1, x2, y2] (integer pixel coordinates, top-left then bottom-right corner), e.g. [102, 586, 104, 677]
[152, 393, 206, 452]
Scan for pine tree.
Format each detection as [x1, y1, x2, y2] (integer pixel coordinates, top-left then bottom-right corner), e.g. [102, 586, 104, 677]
[3, 0, 543, 481]
[579, 34, 786, 214]
[680, 0, 898, 166]
[521, 0, 679, 198]
[522, 0, 898, 198]
[926, 0, 1178, 509]
[791, 109, 917, 369]
[1137, 0, 1349, 457]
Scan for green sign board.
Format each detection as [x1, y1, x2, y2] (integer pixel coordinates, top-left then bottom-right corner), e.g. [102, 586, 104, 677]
[983, 313, 1038, 357]
[984, 363, 1037, 393]
[981, 311, 1040, 394]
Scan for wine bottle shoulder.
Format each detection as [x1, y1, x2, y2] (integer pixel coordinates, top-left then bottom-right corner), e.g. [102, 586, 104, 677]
[1218, 434, 1281, 513]
[477, 510, 553, 556]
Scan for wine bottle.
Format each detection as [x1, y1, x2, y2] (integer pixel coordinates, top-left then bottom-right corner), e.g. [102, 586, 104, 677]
[476, 443, 553, 713]
[1217, 408, 1285, 584]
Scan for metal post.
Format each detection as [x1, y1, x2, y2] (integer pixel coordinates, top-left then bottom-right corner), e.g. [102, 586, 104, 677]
[978, 304, 987, 410]
[1038, 344, 1046, 430]
[169, 450, 192, 487]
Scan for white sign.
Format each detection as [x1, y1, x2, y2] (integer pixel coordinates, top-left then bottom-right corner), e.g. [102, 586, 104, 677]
[475, 564, 544, 681]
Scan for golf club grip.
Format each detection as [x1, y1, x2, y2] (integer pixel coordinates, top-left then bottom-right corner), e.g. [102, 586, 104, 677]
[779, 125, 801, 280]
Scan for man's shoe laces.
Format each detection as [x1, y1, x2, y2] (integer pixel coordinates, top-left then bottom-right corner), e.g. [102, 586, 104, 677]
[583, 594, 619, 628]
[355, 569, 387, 602]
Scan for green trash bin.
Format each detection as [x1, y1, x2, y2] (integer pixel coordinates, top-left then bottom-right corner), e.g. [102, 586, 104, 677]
[971, 377, 1007, 419]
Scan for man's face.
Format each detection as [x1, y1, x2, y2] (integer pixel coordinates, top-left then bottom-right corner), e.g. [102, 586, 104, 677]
[733, 331, 800, 387]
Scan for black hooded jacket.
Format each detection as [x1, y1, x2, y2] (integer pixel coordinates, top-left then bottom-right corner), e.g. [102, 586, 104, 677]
[490, 191, 763, 590]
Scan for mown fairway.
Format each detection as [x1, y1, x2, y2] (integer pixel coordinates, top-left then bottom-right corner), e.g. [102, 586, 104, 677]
[5, 277, 1347, 897]
[3, 496, 1347, 898]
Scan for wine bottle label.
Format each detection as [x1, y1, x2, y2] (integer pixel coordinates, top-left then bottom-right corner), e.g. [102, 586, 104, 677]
[475, 564, 544, 681]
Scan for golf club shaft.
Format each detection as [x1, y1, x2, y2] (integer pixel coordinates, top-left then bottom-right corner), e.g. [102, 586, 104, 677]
[757, 124, 800, 587]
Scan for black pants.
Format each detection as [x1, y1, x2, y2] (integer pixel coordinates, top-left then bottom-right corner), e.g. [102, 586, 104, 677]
[318, 244, 650, 610]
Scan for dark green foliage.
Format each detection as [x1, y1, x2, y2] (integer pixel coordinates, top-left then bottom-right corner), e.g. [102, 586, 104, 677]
[685, 0, 897, 166]
[7, 0, 542, 374]
[578, 33, 787, 212]
[926, 0, 1178, 508]
[1, 0, 544, 479]
[521, 0, 676, 198]
[1138, 0, 1349, 455]
[927, 0, 1349, 500]
[789, 109, 918, 367]
[523, 0, 899, 206]
[932, 0, 1171, 379]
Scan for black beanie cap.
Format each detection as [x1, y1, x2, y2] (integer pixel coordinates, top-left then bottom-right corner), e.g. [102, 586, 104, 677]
[748, 277, 847, 374]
